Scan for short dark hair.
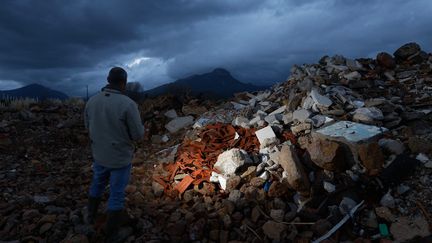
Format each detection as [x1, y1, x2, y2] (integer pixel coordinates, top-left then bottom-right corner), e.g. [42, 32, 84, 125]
[107, 67, 127, 84]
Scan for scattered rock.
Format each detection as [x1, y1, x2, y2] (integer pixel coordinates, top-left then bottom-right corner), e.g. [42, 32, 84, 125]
[376, 52, 396, 69]
[164, 109, 178, 119]
[33, 195, 51, 204]
[344, 71, 362, 81]
[408, 137, 432, 154]
[293, 109, 311, 123]
[270, 144, 310, 195]
[306, 136, 346, 171]
[378, 138, 405, 155]
[375, 206, 396, 222]
[353, 107, 384, 123]
[152, 181, 165, 197]
[390, 216, 430, 242]
[310, 89, 333, 108]
[228, 190, 242, 203]
[270, 209, 285, 222]
[357, 142, 385, 175]
[182, 105, 207, 116]
[39, 222, 52, 235]
[380, 191, 395, 208]
[262, 220, 288, 241]
[393, 42, 421, 60]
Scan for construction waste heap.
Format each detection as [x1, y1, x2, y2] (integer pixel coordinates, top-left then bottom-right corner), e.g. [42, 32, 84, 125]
[1, 42, 432, 242]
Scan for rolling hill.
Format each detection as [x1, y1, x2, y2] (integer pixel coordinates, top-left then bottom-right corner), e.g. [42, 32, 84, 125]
[0, 83, 69, 100]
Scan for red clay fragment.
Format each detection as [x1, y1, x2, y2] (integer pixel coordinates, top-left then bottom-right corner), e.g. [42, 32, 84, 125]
[174, 175, 194, 194]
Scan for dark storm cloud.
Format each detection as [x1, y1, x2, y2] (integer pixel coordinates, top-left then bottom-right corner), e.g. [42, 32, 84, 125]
[0, 0, 431, 96]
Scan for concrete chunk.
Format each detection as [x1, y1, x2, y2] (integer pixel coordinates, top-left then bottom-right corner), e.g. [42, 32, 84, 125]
[232, 116, 250, 128]
[164, 109, 178, 119]
[344, 71, 362, 81]
[291, 123, 312, 135]
[264, 114, 282, 124]
[315, 121, 387, 143]
[231, 102, 246, 110]
[314, 121, 387, 174]
[346, 59, 363, 71]
[270, 144, 310, 195]
[305, 136, 346, 171]
[311, 114, 333, 127]
[293, 109, 311, 123]
[249, 116, 265, 127]
[310, 89, 332, 108]
[165, 116, 194, 133]
[269, 105, 287, 115]
[214, 148, 250, 176]
[193, 118, 212, 129]
[255, 125, 277, 145]
[353, 107, 384, 123]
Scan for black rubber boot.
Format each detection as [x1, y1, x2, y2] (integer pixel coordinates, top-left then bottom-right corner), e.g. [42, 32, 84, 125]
[105, 210, 123, 243]
[87, 196, 101, 224]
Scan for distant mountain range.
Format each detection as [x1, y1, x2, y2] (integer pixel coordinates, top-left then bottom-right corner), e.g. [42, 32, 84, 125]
[0, 68, 268, 101]
[0, 83, 68, 100]
[142, 68, 268, 99]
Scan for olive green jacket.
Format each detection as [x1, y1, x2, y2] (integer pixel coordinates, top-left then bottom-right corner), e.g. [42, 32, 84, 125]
[84, 87, 144, 168]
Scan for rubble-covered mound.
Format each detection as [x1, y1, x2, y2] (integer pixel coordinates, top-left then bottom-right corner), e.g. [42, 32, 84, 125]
[1, 42, 431, 242]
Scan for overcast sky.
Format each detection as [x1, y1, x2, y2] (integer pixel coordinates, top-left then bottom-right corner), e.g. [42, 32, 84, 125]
[0, 0, 431, 96]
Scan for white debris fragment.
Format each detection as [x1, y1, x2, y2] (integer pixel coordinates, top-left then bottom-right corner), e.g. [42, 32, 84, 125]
[231, 102, 246, 110]
[316, 121, 387, 143]
[165, 116, 194, 133]
[232, 116, 250, 128]
[164, 109, 178, 119]
[192, 118, 211, 129]
[323, 181, 336, 193]
[161, 134, 170, 143]
[416, 153, 430, 163]
[259, 171, 270, 180]
[380, 190, 396, 208]
[269, 105, 287, 115]
[214, 148, 250, 175]
[218, 175, 227, 190]
[293, 109, 311, 123]
[255, 125, 277, 145]
[310, 89, 333, 108]
[209, 172, 220, 183]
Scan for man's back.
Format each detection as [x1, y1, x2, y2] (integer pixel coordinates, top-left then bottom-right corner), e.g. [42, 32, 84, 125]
[85, 88, 144, 168]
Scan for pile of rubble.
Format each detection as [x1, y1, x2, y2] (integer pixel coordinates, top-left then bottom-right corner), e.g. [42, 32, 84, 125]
[147, 42, 432, 242]
[0, 42, 431, 242]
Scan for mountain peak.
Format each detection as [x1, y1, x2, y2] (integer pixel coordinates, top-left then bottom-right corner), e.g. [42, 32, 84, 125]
[211, 68, 230, 76]
[27, 83, 45, 89]
[144, 68, 267, 99]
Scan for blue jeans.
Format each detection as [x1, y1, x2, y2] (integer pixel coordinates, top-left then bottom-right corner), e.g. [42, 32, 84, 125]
[89, 162, 132, 211]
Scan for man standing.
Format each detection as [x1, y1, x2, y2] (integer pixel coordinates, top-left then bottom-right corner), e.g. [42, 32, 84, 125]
[84, 67, 144, 241]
